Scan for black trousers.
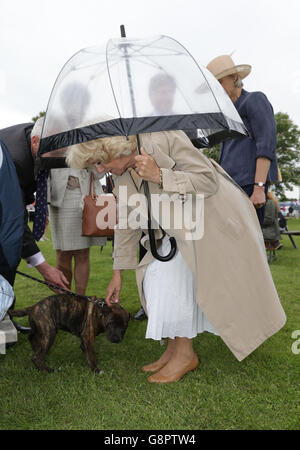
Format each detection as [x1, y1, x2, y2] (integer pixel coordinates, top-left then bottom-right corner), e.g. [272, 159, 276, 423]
[242, 183, 269, 228]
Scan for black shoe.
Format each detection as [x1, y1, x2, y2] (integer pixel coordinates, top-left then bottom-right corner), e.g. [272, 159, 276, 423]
[12, 321, 32, 334]
[134, 307, 147, 321]
[6, 342, 16, 350]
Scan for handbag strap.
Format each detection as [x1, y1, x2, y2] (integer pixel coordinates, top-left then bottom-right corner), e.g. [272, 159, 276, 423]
[89, 171, 96, 199]
[106, 172, 114, 190]
[90, 171, 115, 199]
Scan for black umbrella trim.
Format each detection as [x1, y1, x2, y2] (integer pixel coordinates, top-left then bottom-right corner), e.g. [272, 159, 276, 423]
[38, 113, 247, 155]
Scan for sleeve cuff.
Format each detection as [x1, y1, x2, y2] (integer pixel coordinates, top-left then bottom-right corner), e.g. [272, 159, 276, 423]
[255, 154, 273, 161]
[25, 252, 45, 268]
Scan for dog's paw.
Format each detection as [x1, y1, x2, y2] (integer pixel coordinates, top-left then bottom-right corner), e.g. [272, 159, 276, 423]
[95, 368, 104, 376]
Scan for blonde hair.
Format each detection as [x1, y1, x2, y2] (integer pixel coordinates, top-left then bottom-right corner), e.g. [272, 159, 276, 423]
[66, 134, 138, 169]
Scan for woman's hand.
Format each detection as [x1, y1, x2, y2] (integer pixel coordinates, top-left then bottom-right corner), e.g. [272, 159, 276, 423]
[106, 270, 122, 306]
[135, 147, 160, 183]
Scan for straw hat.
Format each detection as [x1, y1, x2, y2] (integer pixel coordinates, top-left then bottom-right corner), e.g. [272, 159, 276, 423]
[206, 55, 252, 80]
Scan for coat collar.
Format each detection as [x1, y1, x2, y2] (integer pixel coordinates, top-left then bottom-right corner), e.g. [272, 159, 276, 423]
[128, 167, 143, 191]
[234, 89, 248, 108]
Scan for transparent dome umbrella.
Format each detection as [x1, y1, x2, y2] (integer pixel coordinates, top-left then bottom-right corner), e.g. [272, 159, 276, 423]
[37, 26, 248, 261]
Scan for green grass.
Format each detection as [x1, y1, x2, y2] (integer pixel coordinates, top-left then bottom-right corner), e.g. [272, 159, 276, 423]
[1, 219, 300, 430]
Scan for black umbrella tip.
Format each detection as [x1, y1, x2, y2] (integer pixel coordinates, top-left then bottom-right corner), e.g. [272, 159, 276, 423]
[120, 25, 126, 38]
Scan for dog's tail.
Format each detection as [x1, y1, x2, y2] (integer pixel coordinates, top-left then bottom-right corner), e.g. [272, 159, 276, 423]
[8, 306, 33, 317]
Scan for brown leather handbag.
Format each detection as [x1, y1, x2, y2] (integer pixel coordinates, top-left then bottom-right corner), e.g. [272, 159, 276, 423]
[82, 172, 117, 237]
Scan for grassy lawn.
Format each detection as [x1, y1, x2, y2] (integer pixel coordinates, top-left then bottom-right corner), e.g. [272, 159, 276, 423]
[1, 219, 300, 430]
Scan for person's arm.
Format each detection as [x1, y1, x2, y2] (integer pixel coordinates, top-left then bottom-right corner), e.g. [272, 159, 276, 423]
[246, 92, 277, 207]
[35, 260, 69, 291]
[106, 226, 141, 306]
[22, 200, 69, 291]
[251, 157, 271, 208]
[137, 130, 219, 197]
[106, 269, 122, 305]
[106, 173, 143, 305]
[23, 250, 69, 292]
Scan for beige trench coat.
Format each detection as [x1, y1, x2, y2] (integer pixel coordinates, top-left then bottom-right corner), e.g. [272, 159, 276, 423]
[112, 130, 286, 361]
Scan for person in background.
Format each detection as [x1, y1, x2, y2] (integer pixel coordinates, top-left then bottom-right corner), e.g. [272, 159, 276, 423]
[46, 83, 106, 295]
[262, 191, 282, 250]
[206, 55, 278, 227]
[0, 119, 69, 332]
[48, 167, 106, 295]
[149, 73, 176, 116]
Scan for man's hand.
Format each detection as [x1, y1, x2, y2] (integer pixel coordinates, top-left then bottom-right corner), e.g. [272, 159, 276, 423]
[252, 157, 270, 208]
[135, 147, 160, 183]
[106, 270, 122, 306]
[36, 262, 69, 293]
[250, 185, 266, 209]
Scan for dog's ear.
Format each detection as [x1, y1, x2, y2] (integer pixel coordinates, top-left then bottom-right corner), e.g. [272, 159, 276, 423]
[101, 303, 111, 317]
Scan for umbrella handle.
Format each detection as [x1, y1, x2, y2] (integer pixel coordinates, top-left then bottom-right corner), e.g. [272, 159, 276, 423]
[144, 181, 177, 261]
[139, 137, 177, 262]
[148, 225, 177, 262]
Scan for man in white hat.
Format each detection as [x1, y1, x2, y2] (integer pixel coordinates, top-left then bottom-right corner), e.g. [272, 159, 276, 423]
[206, 55, 278, 226]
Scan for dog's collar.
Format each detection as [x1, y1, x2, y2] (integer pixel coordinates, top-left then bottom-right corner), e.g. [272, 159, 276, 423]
[87, 297, 106, 309]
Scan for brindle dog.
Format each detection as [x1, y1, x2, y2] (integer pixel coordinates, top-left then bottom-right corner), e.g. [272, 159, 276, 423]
[9, 295, 131, 374]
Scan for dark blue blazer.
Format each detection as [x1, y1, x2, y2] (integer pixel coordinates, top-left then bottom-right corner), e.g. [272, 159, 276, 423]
[0, 139, 24, 272]
[219, 89, 278, 186]
[0, 123, 40, 260]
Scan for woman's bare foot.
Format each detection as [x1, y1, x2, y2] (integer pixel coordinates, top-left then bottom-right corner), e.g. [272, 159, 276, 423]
[141, 339, 175, 373]
[147, 353, 199, 383]
[154, 351, 196, 377]
[147, 337, 199, 383]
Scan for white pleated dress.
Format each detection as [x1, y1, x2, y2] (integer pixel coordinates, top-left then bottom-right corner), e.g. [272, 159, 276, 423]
[143, 236, 218, 340]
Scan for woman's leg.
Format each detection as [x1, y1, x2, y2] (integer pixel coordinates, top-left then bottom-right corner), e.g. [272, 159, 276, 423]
[56, 250, 73, 288]
[163, 337, 196, 372]
[73, 248, 90, 295]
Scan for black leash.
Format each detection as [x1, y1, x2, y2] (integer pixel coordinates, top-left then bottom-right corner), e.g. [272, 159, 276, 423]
[16, 270, 106, 308]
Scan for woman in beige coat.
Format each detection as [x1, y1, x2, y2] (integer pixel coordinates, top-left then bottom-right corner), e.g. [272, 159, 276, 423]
[66, 130, 286, 383]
